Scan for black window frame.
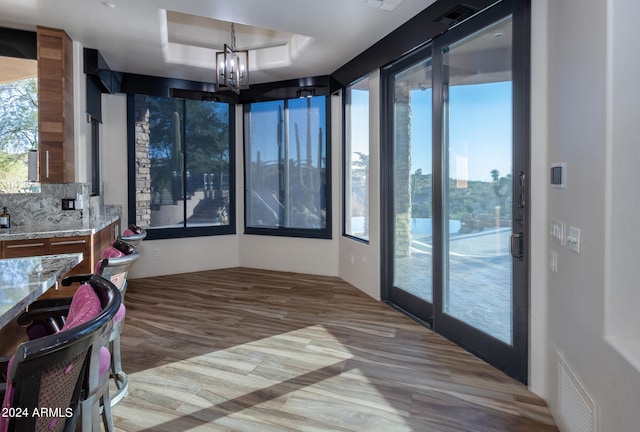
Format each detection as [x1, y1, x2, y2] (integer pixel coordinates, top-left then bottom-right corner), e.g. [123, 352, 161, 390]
[243, 95, 332, 240]
[90, 116, 100, 196]
[127, 91, 236, 240]
[342, 75, 371, 244]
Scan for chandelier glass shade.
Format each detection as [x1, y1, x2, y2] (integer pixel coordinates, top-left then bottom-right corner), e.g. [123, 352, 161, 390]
[216, 24, 249, 93]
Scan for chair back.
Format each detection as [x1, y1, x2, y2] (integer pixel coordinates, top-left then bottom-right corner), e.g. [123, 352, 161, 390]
[96, 239, 140, 297]
[119, 224, 147, 247]
[0, 275, 120, 432]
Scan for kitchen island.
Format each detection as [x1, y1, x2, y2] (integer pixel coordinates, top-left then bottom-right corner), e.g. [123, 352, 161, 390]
[0, 253, 82, 328]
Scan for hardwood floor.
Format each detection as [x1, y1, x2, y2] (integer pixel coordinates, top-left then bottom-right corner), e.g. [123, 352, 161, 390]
[112, 268, 558, 432]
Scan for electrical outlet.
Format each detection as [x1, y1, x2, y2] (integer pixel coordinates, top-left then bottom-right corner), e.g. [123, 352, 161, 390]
[61, 198, 76, 210]
[154, 248, 160, 257]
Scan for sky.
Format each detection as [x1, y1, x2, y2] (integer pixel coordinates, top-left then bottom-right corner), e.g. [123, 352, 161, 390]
[248, 97, 326, 165]
[410, 81, 513, 182]
[250, 79, 512, 184]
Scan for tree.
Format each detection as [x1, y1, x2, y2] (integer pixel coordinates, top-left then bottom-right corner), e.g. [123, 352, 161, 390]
[0, 78, 38, 192]
[146, 97, 230, 204]
[350, 151, 369, 217]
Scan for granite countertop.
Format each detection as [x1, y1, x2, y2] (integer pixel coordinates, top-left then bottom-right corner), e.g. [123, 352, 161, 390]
[0, 253, 83, 328]
[0, 213, 121, 241]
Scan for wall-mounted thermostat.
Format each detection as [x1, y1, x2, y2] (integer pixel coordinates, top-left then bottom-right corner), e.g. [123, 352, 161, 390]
[550, 163, 566, 188]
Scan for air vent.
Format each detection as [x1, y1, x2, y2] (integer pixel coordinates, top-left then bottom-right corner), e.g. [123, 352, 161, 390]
[434, 4, 479, 27]
[558, 353, 597, 432]
[364, 0, 404, 11]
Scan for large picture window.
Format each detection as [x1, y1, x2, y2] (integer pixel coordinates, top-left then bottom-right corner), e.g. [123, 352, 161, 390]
[343, 76, 370, 241]
[129, 95, 234, 239]
[244, 96, 330, 238]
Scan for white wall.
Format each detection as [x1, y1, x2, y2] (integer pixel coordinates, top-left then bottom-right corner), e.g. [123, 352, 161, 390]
[100, 94, 128, 223]
[544, 0, 640, 430]
[605, 0, 640, 347]
[338, 70, 381, 299]
[529, 0, 549, 398]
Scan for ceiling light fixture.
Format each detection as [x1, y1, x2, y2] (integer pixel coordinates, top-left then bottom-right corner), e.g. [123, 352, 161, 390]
[216, 23, 249, 94]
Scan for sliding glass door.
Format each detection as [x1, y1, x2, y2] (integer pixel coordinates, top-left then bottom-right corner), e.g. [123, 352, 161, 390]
[387, 55, 434, 322]
[382, 1, 529, 383]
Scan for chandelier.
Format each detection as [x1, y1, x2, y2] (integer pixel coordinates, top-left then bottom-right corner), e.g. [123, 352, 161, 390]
[216, 23, 249, 94]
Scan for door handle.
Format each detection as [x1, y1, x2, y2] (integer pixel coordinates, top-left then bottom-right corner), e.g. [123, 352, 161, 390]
[510, 232, 524, 260]
[518, 171, 525, 208]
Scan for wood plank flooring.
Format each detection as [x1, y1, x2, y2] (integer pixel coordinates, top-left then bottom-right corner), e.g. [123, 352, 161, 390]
[112, 268, 558, 432]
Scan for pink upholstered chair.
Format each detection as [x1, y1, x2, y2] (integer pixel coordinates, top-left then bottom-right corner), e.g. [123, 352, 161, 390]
[119, 224, 147, 247]
[61, 238, 140, 406]
[21, 239, 140, 407]
[2, 275, 120, 432]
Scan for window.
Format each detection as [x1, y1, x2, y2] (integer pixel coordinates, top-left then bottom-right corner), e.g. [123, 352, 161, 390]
[244, 96, 330, 238]
[343, 76, 370, 241]
[0, 58, 39, 193]
[128, 94, 234, 239]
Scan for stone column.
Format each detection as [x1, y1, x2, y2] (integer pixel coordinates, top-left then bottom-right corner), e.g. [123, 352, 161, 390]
[394, 84, 412, 258]
[134, 95, 151, 228]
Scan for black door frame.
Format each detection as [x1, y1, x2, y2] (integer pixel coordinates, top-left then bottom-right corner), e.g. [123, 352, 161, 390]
[381, 0, 530, 383]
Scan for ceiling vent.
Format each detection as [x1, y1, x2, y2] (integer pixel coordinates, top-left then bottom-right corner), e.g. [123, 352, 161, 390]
[434, 3, 480, 28]
[364, 0, 404, 11]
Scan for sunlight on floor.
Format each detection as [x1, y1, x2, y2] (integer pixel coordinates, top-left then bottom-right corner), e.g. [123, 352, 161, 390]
[119, 324, 414, 431]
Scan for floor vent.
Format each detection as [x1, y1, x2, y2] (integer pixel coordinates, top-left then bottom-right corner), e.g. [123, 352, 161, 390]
[558, 353, 597, 432]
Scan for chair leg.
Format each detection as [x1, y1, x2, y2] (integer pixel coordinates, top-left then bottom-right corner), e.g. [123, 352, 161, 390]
[101, 386, 115, 432]
[109, 334, 129, 406]
[82, 376, 115, 431]
[81, 392, 100, 432]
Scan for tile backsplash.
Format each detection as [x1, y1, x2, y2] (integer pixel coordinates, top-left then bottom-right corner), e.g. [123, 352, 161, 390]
[0, 183, 113, 227]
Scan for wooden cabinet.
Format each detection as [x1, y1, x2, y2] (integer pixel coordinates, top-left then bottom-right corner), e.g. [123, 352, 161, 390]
[48, 236, 92, 274]
[92, 220, 120, 268]
[2, 238, 49, 258]
[37, 26, 74, 183]
[0, 219, 120, 298]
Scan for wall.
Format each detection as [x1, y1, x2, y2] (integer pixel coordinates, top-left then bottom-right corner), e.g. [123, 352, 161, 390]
[529, 0, 549, 398]
[338, 70, 381, 299]
[605, 0, 640, 350]
[544, 0, 640, 430]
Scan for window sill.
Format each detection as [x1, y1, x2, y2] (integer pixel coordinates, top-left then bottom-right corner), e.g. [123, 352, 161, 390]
[605, 335, 640, 373]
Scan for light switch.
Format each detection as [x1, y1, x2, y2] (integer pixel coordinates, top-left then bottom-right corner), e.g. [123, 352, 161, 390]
[549, 219, 566, 246]
[567, 227, 581, 254]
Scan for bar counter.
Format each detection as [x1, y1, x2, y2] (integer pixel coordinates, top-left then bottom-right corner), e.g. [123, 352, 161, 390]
[0, 253, 82, 328]
[0, 212, 120, 242]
